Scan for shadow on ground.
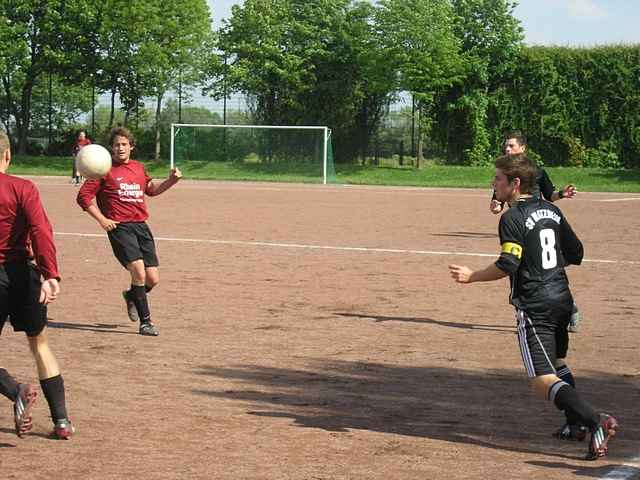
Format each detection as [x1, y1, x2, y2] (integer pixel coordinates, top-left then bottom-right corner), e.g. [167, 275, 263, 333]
[527, 460, 640, 479]
[193, 357, 638, 474]
[336, 312, 514, 332]
[47, 321, 137, 335]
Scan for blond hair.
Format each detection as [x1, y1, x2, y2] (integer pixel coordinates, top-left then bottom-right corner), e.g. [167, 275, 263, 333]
[0, 130, 10, 156]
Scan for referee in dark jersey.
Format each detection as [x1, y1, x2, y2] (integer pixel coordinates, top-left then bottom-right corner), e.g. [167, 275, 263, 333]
[0, 130, 73, 439]
[449, 153, 618, 461]
[490, 133, 577, 214]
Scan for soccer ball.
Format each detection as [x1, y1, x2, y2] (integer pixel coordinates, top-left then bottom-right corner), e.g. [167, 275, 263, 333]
[76, 144, 112, 179]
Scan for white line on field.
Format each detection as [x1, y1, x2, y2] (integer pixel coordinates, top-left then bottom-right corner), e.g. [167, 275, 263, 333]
[596, 197, 640, 202]
[54, 232, 640, 265]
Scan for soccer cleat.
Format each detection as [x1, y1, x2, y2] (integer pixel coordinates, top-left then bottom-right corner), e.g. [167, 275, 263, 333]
[553, 423, 588, 441]
[586, 414, 619, 460]
[139, 322, 159, 336]
[122, 290, 139, 322]
[568, 304, 581, 333]
[53, 418, 75, 440]
[14, 383, 38, 438]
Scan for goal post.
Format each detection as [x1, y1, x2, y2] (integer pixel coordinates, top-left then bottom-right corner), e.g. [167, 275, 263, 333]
[170, 123, 336, 184]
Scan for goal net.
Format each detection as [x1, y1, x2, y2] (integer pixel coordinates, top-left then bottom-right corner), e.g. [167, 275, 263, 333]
[170, 124, 336, 184]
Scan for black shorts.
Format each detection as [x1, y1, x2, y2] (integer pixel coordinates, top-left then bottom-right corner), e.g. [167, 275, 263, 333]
[107, 222, 159, 269]
[516, 306, 571, 377]
[0, 262, 47, 337]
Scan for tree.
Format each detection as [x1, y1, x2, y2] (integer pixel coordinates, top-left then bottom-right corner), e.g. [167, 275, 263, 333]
[214, 0, 328, 126]
[439, 0, 523, 164]
[376, 0, 465, 167]
[137, 0, 213, 161]
[209, 0, 398, 163]
[29, 74, 92, 136]
[0, 0, 93, 152]
[88, 0, 153, 129]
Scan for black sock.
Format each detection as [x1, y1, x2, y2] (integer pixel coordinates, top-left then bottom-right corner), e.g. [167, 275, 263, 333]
[556, 364, 580, 425]
[0, 368, 19, 401]
[40, 374, 68, 422]
[548, 381, 599, 429]
[130, 284, 151, 323]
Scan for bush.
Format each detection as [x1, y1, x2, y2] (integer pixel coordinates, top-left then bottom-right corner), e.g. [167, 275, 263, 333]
[523, 147, 544, 167]
[584, 144, 622, 168]
[25, 138, 45, 156]
[565, 136, 586, 167]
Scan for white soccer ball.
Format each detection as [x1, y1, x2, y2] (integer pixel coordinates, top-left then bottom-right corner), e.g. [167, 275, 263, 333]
[76, 144, 112, 179]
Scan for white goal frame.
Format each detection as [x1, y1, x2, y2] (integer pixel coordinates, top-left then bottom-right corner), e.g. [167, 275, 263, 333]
[170, 123, 332, 184]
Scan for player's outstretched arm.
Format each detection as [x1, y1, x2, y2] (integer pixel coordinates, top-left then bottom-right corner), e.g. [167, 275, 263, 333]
[147, 167, 182, 197]
[449, 263, 509, 283]
[549, 183, 577, 202]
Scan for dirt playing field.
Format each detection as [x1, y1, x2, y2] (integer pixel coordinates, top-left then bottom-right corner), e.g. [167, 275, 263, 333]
[2, 177, 639, 480]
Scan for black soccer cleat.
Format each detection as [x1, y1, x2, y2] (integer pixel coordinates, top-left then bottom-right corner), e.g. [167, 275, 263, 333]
[122, 289, 139, 322]
[139, 322, 159, 336]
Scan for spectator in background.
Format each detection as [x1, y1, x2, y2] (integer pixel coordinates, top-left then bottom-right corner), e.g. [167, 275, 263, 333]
[71, 130, 91, 185]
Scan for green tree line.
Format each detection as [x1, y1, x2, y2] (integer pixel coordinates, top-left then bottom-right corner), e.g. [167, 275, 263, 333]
[1, 0, 638, 167]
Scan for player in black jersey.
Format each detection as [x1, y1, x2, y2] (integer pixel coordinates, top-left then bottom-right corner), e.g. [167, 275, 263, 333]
[449, 153, 618, 460]
[491, 134, 584, 440]
[490, 133, 581, 333]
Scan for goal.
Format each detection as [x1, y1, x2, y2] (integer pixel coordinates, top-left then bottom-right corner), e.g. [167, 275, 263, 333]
[170, 124, 336, 184]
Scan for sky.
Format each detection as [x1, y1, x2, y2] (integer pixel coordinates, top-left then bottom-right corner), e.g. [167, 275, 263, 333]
[206, 0, 640, 46]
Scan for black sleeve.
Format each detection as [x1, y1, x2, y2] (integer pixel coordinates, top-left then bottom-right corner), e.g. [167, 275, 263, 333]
[538, 169, 555, 201]
[495, 211, 523, 274]
[560, 215, 584, 265]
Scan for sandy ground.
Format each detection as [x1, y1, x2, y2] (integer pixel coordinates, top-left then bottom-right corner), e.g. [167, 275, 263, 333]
[1, 178, 639, 480]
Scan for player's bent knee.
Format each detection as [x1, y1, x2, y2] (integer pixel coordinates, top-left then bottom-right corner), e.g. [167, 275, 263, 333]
[530, 374, 560, 400]
[127, 260, 146, 283]
[145, 268, 159, 289]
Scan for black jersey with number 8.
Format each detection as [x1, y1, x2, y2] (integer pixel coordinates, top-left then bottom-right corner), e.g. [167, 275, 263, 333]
[495, 197, 583, 315]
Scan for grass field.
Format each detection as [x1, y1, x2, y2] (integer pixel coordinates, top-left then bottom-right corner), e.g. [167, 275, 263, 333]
[9, 154, 640, 192]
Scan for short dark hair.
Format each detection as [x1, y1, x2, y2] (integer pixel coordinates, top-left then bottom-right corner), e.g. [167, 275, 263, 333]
[108, 126, 135, 147]
[503, 131, 527, 148]
[495, 153, 536, 194]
